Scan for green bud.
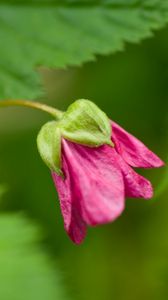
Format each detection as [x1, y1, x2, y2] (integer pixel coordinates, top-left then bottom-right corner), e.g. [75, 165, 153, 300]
[37, 99, 113, 176]
[37, 121, 63, 176]
[60, 99, 113, 147]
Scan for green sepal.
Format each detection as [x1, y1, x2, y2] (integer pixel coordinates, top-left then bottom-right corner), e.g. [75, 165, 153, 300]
[37, 99, 113, 176]
[37, 121, 63, 176]
[60, 99, 113, 147]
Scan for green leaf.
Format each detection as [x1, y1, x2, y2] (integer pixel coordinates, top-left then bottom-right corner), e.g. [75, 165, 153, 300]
[0, 0, 168, 98]
[37, 121, 62, 175]
[60, 99, 113, 147]
[0, 213, 67, 300]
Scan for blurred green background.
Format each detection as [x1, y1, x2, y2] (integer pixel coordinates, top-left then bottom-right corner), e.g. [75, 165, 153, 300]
[0, 27, 168, 300]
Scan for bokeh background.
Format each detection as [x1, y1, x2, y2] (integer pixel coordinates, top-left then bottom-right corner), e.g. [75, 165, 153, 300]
[0, 27, 168, 300]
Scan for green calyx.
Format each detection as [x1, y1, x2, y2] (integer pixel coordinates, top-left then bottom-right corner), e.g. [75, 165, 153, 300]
[37, 121, 63, 176]
[37, 99, 113, 176]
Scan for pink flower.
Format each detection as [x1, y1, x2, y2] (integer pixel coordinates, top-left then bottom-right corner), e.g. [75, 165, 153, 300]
[52, 121, 164, 244]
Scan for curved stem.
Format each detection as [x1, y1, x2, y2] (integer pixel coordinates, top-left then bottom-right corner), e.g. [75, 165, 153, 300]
[0, 100, 63, 119]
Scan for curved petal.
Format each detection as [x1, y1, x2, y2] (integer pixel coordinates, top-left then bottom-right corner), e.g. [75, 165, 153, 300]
[62, 140, 125, 227]
[52, 157, 87, 245]
[112, 121, 164, 168]
[112, 151, 153, 199]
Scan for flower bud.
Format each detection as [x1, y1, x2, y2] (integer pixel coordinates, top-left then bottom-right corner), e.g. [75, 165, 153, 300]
[37, 99, 113, 175]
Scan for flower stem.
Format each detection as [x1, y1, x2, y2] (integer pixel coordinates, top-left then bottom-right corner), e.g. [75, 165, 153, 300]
[0, 100, 63, 119]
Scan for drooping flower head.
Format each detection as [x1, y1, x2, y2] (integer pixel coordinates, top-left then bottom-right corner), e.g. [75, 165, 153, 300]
[37, 99, 164, 244]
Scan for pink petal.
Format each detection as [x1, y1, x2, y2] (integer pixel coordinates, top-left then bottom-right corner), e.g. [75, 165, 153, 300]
[52, 157, 87, 245]
[60, 140, 125, 228]
[112, 121, 164, 168]
[112, 151, 153, 199]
